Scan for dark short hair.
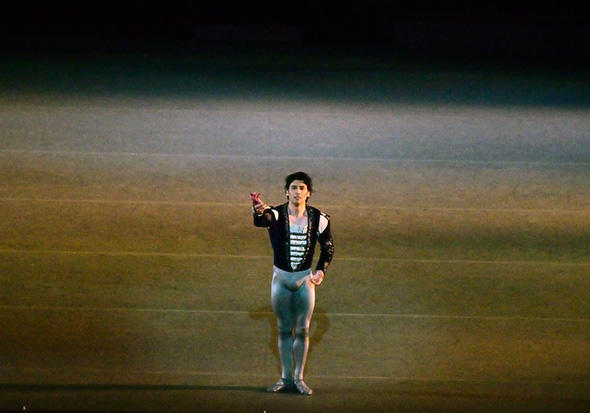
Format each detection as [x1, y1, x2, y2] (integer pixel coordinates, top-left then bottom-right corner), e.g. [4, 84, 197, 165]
[285, 171, 313, 193]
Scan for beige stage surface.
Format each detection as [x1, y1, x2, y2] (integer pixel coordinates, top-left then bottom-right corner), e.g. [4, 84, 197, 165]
[1, 50, 589, 412]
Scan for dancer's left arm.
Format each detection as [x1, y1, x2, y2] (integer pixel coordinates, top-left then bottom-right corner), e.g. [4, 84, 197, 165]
[312, 214, 334, 285]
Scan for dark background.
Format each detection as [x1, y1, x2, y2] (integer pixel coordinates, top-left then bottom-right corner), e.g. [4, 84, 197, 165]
[2, 1, 589, 67]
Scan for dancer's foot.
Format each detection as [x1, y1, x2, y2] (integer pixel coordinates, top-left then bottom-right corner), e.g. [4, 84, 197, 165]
[294, 379, 313, 395]
[266, 378, 293, 393]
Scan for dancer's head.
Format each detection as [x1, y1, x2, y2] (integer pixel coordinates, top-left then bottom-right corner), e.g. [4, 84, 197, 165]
[285, 171, 312, 204]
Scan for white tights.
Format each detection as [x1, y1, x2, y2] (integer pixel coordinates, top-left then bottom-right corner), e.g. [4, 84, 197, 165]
[270, 266, 315, 381]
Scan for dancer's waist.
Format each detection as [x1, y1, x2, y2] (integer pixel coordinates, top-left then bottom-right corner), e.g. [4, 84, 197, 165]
[273, 265, 311, 277]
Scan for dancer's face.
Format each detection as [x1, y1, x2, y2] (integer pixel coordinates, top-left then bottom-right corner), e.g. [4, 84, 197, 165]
[286, 180, 310, 206]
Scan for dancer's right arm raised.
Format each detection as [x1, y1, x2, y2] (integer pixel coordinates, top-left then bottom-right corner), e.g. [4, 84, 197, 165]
[251, 192, 275, 226]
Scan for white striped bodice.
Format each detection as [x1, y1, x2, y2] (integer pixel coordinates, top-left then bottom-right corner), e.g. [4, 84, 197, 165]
[289, 224, 308, 270]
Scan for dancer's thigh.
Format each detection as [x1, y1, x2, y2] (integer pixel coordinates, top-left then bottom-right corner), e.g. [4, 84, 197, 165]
[271, 272, 293, 327]
[293, 279, 315, 328]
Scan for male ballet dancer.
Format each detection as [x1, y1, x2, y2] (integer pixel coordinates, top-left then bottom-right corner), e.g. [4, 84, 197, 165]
[251, 171, 334, 395]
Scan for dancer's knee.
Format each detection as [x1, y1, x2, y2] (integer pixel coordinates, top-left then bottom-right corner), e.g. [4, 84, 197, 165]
[278, 322, 294, 337]
[294, 326, 310, 339]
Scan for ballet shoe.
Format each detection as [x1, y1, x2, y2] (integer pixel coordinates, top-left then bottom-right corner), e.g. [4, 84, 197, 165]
[294, 379, 313, 395]
[266, 378, 293, 393]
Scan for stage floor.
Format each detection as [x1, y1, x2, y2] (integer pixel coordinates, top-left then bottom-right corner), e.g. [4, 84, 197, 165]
[1, 49, 589, 412]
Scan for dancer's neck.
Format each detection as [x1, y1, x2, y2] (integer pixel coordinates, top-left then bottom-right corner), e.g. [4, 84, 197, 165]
[288, 202, 306, 218]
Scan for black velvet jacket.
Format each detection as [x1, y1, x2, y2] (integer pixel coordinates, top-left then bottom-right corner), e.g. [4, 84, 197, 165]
[253, 203, 334, 273]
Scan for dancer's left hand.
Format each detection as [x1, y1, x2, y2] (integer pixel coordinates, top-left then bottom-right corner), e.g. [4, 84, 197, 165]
[310, 270, 324, 285]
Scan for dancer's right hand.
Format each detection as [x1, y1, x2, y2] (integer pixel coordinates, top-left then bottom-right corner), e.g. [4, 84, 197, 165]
[251, 192, 268, 214]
